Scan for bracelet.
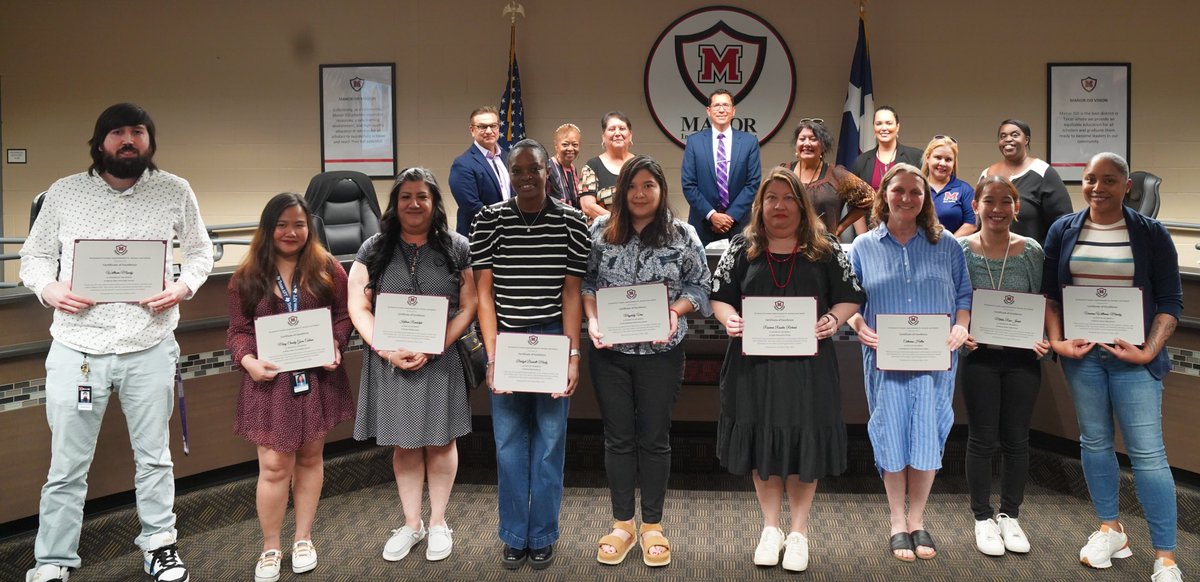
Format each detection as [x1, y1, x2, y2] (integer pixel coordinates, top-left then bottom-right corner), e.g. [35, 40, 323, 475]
[822, 313, 838, 326]
[669, 307, 682, 318]
[569, 348, 581, 358]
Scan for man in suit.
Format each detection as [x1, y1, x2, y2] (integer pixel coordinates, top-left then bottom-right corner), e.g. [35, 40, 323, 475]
[450, 106, 510, 236]
[681, 90, 762, 246]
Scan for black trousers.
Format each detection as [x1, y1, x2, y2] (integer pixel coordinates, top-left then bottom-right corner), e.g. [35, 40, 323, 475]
[961, 347, 1042, 520]
[589, 344, 684, 523]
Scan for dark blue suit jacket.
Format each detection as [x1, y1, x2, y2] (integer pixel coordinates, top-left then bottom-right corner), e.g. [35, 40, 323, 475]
[449, 144, 508, 236]
[681, 128, 762, 245]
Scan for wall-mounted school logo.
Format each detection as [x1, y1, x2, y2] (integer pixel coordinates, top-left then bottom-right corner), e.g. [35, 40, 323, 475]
[349, 77, 365, 92]
[1096, 287, 1108, 298]
[626, 289, 638, 300]
[288, 316, 299, 326]
[908, 316, 920, 326]
[645, 6, 795, 148]
[114, 244, 128, 255]
[1004, 295, 1015, 305]
[407, 295, 419, 306]
[527, 335, 539, 346]
[1081, 76, 1098, 92]
[774, 300, 785, 311]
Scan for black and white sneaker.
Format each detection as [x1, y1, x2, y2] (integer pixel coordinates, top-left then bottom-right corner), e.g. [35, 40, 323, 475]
[143, 532, 189, 582]
[25, 564, 70, 582]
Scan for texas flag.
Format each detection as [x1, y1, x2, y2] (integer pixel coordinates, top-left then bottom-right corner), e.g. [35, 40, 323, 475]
[836, 12, 874, 167]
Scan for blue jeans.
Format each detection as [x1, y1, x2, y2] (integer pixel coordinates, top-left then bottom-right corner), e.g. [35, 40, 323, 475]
[1061, 349, 1176, 551]
[490, 322, 570, 550]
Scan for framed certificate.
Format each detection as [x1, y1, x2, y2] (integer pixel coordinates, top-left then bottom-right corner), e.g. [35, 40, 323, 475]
[595, 282, 670, 344]
[71, 239, 167, 303]
[876, 314, 951, 371]
[1062, 285, 1145, 344]
[970, 289, 1046, 349]
[254, 307, 336, 373]
[373, 293, 449, 354]
[493, 332, 570, 394]
[319, 63, 397, 178]
[741, 295, 817, 356]
[1047, 63, 1131, 183]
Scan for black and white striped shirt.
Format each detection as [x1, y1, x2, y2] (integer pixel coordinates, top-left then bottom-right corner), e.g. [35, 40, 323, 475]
[470, 197, 590, 329]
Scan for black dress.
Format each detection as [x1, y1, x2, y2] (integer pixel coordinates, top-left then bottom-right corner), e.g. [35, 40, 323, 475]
[710, 234, 865, 480]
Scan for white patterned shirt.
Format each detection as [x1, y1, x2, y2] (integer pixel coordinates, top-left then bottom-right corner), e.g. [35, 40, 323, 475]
[19, 169, 214, 354]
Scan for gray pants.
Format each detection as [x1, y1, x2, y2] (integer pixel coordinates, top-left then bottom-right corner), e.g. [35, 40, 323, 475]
[35, 337, 180, 569]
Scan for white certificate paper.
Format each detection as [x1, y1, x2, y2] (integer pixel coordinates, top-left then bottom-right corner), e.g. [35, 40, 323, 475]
[595, 282, 670, 344]
[493, 332, 570, 394]
[742, 296, 817, 356]
[254, 307, 336, 373]
[71, 239, 167, 303]
[1062, 286, 1145, 344]
[876, 314, 952, 371]
[970, 289, 1047, 349]
[373, 293, 449, 354]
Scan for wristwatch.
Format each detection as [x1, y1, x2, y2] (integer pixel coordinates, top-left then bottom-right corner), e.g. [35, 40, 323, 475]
[569, 348, 582, 358]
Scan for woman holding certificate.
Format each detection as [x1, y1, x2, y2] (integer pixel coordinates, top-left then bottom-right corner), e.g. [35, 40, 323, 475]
[582, 155, 711, 567]
[710, 168, 865, 572]
[471, 139, 591, 570]
[957, 176, 1047, 557]
[347, 167, 477, 563]
[227, 193, 353, 581]
[1043, 153, 1183, 582]
[847, 164, 972, 562]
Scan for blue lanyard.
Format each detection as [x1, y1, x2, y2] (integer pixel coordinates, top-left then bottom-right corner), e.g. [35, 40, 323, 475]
[275, 275, 299, 312]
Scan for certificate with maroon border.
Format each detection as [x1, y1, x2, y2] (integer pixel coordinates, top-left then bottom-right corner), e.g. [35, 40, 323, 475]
[373, 293, 449, 354]
[1062, 285, 1145, 345]
[741, 295, 817, 356]
[254, 307, 336, 373]
[493, 332, 569, 393]
[970, 289, 1047, 349]
[595, 282, 670, 345]
[71, 239, 167, 303]
[875, 313, 952, 371]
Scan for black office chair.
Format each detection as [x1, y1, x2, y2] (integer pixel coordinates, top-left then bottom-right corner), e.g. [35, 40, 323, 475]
[29, 191, 48, 229]
[302, 171, 382, 256]
[1124, 171, 1161, 218]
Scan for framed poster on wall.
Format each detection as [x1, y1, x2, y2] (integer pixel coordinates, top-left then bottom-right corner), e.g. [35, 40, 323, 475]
[319, 63, 396, 178]
[1046, 63, 1130, 183]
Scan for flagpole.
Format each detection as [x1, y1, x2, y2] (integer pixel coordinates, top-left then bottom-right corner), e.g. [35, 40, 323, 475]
[499, 1, 526, 148]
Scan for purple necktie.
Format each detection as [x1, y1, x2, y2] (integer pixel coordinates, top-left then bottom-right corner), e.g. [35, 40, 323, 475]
[716, 134, 729, 210]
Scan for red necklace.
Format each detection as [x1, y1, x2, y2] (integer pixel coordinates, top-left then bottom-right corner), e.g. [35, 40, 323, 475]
[765, 242, 800, 288]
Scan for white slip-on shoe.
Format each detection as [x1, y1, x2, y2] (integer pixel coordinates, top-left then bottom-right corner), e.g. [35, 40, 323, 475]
[1079, 524, 1133, 569]
[383, 520, 427, 561]
[996, 514, 1030, 553]
[291, 540, 317, 574]
[426, 524, 454, 561]
[974, 519, 1005, 556]
[254, 550, 281, 582]
[781, 532, 809, 572]
[1152, 557, 1183, 582]
[753, 526, 784, 567]
[26, 564, 70, 582]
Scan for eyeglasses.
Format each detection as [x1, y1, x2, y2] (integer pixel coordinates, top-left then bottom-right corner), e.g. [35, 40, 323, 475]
[709, 103, 734, 110]
[799, 118, 825, 125]
[472, 123, 500, 132]
[934, 134, 958, 144]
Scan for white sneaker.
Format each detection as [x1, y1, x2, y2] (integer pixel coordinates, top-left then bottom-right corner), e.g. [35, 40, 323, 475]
[753, 526, 784, 566]
[1079, 524, 1133, 569]
[25, 564, 69, 582]
[291, 540, 317, 574]
[975, 518, 1005, 556]
[426, 524, 454, 561]
[143, 531, 189, 582]
[254, 550, 281, 582]
[996, 514, 1030, 553]
[383, 520, 427, 561]
[781, 532, 809, 572]
[1152, 557, 1183, 582]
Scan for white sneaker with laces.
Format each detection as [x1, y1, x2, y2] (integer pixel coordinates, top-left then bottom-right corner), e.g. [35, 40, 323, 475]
[426, 524, 454, 561]
[975, 518, 1005, 556]
[254, 550, 281, 582]
[291, 540, 317, 574]
[996, 513, 1030, 553]
[1152, 558, 1183, 582]
[781, 532, 809, 572]
[1079, 524, 1132, 569]
[383, 520, 427, 561]
[753, 526, 784, 567]
[142, 531, 189, 582]
[25, 564, 69, 582]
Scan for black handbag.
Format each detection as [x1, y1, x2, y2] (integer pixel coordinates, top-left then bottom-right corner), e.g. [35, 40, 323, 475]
[457, 325, 486, 390]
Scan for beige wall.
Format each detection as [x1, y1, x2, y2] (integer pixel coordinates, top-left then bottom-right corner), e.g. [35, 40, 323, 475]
[3, 0, 1200, 281]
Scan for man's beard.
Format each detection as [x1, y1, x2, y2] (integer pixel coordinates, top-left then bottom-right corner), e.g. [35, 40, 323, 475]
[103, 147, 150, 179]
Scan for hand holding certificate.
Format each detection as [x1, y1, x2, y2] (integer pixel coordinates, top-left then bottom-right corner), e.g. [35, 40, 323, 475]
[255, 307, 336, 373]
[742, 296, 817, 356]
[1062, 286, 1145, 345]
[875, 314, 952, 371]
[71, 239, 167, 303]
[492, 332, 569, 393]
[373, 293, 449, 354]
[970, 289, 1047, 349]
[594, 282, 670, 345]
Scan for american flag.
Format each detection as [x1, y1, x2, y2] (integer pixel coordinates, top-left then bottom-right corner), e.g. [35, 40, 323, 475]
[498, 23, 525, 149]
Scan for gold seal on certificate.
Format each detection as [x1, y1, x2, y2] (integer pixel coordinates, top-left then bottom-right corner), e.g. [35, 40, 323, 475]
[254, 307, 336, 373]
[741, 296, 817, 356]
[1062, 285, 1145, 344]
[493, 332, 570, 393]
[970, 289, 1046, 349]
[595, 282, 670, 344]
[875, 313, 952, 371]
[71, 239, 167, 303]
[373, 293, 449, 354]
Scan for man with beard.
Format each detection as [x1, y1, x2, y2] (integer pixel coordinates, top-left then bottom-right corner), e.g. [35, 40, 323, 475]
[19, 103, 213, 582]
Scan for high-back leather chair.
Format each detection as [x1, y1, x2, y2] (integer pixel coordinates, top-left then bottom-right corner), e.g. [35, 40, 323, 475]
[303, 171, 382, 256]
[29, 191, 48, 229]
[1125, 171, 1161, 218]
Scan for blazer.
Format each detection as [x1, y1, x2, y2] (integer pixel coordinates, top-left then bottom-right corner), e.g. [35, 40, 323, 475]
[449, 144, 508, 236]
[850, 143, 925, 186]
[680, 128, 762, 244]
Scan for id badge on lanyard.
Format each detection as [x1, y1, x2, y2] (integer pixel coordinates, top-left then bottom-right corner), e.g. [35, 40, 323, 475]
[276, 275, 311, 396]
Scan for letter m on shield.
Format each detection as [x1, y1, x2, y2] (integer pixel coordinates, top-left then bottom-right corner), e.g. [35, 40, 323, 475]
[697, 45, 742, 83]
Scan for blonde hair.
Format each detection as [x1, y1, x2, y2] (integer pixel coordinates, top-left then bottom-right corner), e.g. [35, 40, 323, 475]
[920, 136, 959, 179]
[554, 123, 581, 138]
[870, 163, 943, 244]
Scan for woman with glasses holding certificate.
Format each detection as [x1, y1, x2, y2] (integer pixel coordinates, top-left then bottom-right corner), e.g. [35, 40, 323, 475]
[785, 118, 874, 238]
[582, 155, 710, 568]
[710, 168, 864, 572]
[347, 167, 477, 563]
[847, 164, 972, 563]
[1043, 153, 1183, 582]
[227, 193, 353, 581]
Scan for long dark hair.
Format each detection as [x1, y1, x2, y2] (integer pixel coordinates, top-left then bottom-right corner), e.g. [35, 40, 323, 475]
[603, 155, 675, 247]
[233, 193, 335, 317]
[362, 167, 458, 292]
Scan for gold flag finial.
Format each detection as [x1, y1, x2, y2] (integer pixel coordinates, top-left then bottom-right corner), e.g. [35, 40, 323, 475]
[503, 1, 525, 25]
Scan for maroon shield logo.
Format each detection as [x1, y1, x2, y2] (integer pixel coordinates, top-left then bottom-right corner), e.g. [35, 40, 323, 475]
[1004, 295, 1015, 305]
[114, 244, 128, 255]
[908, 316, 920, 326]
[407, 296, 418, 306]
[626, 289, 638, 300]
[287, 316, 299, 326]
[350, 77, 365, 92]
[527, 335, 539, 346]
[773, 300, 785, 311]
[1096, 288, 1108, 298]
[674, 20, 767, 106]
[1081, 77, 1098, 92]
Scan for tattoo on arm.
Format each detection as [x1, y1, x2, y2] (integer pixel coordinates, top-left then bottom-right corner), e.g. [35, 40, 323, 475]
[1144, 314, 1178, 356]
